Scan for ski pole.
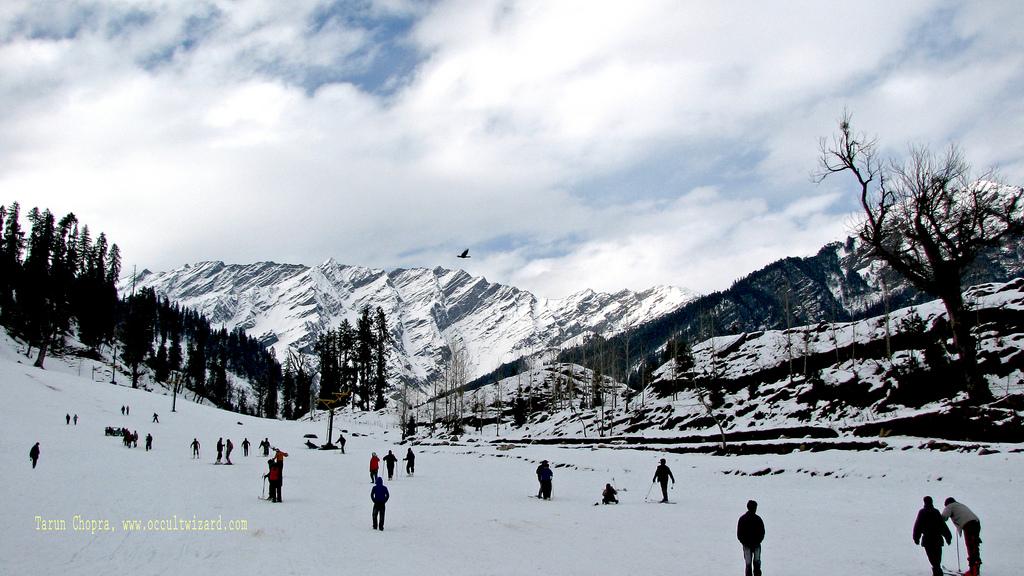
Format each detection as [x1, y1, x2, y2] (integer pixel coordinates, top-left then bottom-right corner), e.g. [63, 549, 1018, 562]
[261, 475, 266, 499]
[955, 530, 961, 573]
[644, 481, 655, 502]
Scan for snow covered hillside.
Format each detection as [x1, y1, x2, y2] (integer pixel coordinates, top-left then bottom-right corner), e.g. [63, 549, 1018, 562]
[131, 260, 693, 389]
[4, 330, 1022, 576]
[454, 278, 1024, 444]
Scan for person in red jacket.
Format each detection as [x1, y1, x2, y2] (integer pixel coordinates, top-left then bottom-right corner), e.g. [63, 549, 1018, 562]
[369, 452, 380, 483]
[266, 459, 282, 502]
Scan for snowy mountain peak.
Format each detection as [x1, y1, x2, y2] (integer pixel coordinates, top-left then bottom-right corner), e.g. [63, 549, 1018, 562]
[132, 261, 695, 388]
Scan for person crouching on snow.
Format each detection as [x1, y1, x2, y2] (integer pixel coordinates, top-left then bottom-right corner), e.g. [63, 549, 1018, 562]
[602, 484, 618, 504]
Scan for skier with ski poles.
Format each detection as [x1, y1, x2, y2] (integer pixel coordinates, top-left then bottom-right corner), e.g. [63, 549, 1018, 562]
[941, 497, 982, 576]
[404, 448, 415, 476]
[652, 458, 675, 503]
[383, 450, 398, 480]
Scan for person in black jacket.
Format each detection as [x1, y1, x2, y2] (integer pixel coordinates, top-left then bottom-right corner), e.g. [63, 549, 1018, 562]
[737, 500, 765, 576]
[383, 450, 398, 480]
[29, 442, 40, 469]
[914, 496, 952, 576]
[403, 448, 415, 476]
[602, 483, 618, 504]
[537, 461, 554, 500]
[652, 459, 675, 503]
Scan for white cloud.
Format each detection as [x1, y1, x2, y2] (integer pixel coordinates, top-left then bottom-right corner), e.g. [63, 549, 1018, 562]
[0, 0, 1022, 299]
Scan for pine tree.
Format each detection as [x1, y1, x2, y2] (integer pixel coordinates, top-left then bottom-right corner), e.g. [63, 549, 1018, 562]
[372, 307, 390, 410]
[0, 202, 24, 325]
[356, 307, 374, 410]
[121, 288, 157, 388]
[262, 352, 281, 419]
[22, 208, 57, 367]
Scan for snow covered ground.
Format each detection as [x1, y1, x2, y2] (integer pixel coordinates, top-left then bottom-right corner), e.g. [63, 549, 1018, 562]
[4, 336, 1022, 576]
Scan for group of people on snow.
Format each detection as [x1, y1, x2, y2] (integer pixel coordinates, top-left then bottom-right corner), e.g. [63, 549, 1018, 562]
[914, 496, 983, 576]
[27, 408, 991, 575]
[369, 449, 415, 484]
[215, 437, 235, 464]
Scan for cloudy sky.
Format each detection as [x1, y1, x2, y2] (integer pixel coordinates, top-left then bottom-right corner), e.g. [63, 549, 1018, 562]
[1, 1, 1022, 298]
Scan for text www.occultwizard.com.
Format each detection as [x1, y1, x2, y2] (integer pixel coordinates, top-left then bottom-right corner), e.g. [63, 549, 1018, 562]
[35, 515, 248, 534]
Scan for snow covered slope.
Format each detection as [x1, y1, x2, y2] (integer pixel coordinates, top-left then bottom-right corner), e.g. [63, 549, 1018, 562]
[457, 278, 1024, 443]
[4, 330, 1022, 576]
[132, 260, 693, 387]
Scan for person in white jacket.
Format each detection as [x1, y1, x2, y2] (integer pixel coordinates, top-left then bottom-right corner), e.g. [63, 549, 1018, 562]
[941, 497, 982, 575]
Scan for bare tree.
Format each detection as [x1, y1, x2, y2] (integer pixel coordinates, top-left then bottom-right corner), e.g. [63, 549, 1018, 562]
[441, 339, 470, 433]
[817, 113, 1024, 401]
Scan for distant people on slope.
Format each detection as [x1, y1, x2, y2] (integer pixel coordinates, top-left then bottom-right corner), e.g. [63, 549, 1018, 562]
[216, 438, 224, 463]
[145, 433, 153, 451]
[260, 438, 270, 457]
[942, 497, 982, 576]
[73, 414, 78, 425]
[602, 483, 618, 505]
[337, 433, 346, 454]
[653, 458, 675, 503]
[66, 413, 70, 425]
[29, 442, 40, 469]
[305, 439, 318, 449]
[242, 438, 250, 457]
[914, 496, 952, 576]
[225, 439, 234, 464]
[121, 406, 125, 416]
[383, 450, 398, 480]
[371, 477, 389, 531]
[191, 438, 200, 459]
[404, 448, 415, 476]
[737, 500, 765, 576]
[152, 413, 159, 423]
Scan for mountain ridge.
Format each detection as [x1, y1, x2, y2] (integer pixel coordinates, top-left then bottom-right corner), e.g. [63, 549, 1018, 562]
[131, 259, 695, 389]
